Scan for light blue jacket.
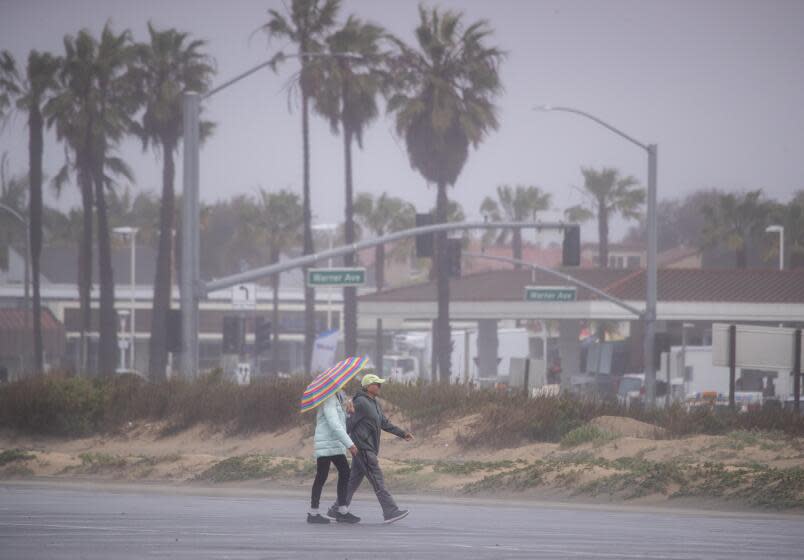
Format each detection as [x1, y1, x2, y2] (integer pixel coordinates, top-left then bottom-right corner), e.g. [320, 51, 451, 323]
[314, 393, 354, 458]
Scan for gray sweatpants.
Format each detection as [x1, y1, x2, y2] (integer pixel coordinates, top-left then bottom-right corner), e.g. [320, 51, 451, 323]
[344, 450, 398, 516]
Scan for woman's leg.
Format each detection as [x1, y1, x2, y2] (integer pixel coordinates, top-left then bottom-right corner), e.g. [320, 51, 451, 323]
[310, 456, 332, 510]
[331, 454, 351, 507]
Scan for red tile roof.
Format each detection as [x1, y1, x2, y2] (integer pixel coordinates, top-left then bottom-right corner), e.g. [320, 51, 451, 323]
[604, 268, 804, 303]
[0, 308, 63, 330]
[360, 268, 632, 303]
[360, 268, 804, 304]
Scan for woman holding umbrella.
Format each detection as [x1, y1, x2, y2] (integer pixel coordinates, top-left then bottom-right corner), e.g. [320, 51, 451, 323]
[301, 357, 368, 524]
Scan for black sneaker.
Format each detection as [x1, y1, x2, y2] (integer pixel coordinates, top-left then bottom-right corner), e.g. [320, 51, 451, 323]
[335, 512, 361, 524]
[307, 513, 330, 524]
[325, 506, 339, 520]
[383, 509, 409, 524]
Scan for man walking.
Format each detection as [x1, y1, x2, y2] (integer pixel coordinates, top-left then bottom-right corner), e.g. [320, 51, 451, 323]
[330, 373, 414, 524]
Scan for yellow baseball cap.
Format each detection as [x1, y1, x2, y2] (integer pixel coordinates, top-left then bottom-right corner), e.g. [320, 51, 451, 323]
[361, 373, 386, 387]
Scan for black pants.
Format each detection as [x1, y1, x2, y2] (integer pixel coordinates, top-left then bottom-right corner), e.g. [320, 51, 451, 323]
[311, 454, 350, 509]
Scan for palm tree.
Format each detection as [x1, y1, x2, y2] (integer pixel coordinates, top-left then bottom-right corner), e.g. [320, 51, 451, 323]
[0, 156, 28, 270]
[48, 26, 138, 374]
[0, 51, 21, 126]
[387, 7, 503, 382]
[132, 23, 215, 380]
[314, 15, 386, 357]
[354, 192, 415, 291]
[17, 51, 61, 373]
[241, 189, 303, 374]
[262, 0, 341, 373]
[106, 188, 161, 248]
[480, 184, 551, 267]
[48, 31, 98, 371]
[91, 24, 140, 376]
[0, 52, 22, 270]
[565, 167, 644, 269]
[702, 190, 770, 269]
[354, 191, 414, 374]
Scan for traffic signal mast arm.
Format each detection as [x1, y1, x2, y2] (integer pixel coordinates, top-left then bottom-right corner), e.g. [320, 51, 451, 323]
[463, 252, 644, 318]
[204, 221, 576, 294]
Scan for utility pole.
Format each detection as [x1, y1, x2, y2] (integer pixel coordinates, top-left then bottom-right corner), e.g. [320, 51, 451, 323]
[180, 92, 200, 379]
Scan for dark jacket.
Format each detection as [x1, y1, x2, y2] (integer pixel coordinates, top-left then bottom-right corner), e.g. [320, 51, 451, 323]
[347, 390, 407, 455]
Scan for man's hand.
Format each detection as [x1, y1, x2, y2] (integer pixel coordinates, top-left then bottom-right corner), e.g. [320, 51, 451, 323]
[348, 445, 358, 457]
[404, 433, 415, 442]
[345, 400, 355, 414]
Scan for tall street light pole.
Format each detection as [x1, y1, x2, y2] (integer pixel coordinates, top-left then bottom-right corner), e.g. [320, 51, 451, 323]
[181, 53, 361, 379]
[534, 105, 659, 406]
[1, 202, 30, 370]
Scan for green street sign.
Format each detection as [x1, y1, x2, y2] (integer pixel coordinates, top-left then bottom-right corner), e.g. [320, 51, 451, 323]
[307, 267, 366, 287]
[525, 286, 577, 302]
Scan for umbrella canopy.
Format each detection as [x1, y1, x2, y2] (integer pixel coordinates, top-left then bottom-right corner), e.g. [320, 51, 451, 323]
[300, 355, 370, 413]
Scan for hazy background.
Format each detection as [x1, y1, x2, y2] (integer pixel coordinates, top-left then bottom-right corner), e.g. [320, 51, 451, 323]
[2, 0, 803, 243]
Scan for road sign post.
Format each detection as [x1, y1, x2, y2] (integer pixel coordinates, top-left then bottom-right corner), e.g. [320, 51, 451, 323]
[307, 268, 366, 287]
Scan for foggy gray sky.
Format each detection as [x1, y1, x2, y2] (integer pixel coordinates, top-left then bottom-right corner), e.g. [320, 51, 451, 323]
[1, 0, 803, 243]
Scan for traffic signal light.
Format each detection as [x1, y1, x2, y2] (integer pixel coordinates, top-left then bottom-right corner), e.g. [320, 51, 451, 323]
[222, 316, 244, 354]
[447, 238, 462, 278]
[415, 213, 434, 258]
[255, 317, 272, 355]
[562, 225, 581, 267]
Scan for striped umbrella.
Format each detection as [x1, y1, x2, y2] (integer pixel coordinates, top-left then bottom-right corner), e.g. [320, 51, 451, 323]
[300, 355, 370, 413]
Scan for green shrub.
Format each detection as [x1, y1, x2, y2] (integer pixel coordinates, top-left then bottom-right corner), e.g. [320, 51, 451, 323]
[0, 449, 34, 465]
[77, 452, 128, 472]
[1, 374, 802, 441]
[432, 460, 517, 475]
[0, 373, 309, 437]
[196, 455, 303, 482]
[560, 425, 618, 448]
[452, 394, 625, 448]
[0, 375, 104, 436]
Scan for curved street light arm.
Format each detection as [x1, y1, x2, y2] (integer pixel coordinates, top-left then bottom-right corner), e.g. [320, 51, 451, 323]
[534, 105, 649, 152]
[205, 52, 363, 100]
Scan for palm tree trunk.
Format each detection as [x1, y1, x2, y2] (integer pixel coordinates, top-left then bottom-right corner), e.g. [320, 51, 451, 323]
[148, 138, 176, 381]
[301, 90, 315, 373]
[270, 246, 280, 376]
[343, 124, 357, 357]
[598, 199, 609, 269]
[513, 227, 522, 269]
[28, 98, 44, 373]
[77, 155, 93, 373]
[435, 181, 451, 383]
[94, 157, 117, 376]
